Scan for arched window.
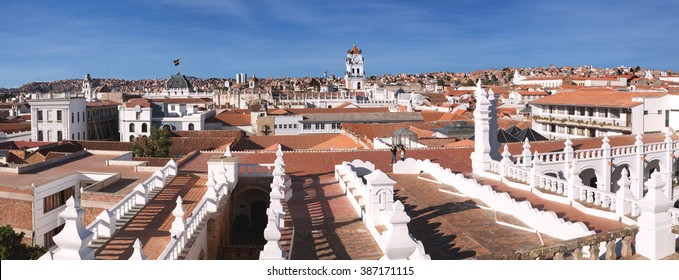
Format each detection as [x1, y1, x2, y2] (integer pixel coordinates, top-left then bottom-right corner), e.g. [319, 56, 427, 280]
[141, 123, 148, 133]
[357, 82, 362, 89]
[188, 123, 194, 130]
[129, 135, 135, 142]
[129, 123, 135, 132]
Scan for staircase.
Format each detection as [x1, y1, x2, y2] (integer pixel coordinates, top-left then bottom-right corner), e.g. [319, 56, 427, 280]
[88, 174, 175, 249]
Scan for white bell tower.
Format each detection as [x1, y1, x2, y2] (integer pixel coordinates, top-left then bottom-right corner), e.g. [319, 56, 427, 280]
[82, 73, 95, 102]
[345, 44, 365, 90]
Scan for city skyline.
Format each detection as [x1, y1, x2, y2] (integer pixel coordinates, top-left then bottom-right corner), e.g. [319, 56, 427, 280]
[1, 0, 678, 88]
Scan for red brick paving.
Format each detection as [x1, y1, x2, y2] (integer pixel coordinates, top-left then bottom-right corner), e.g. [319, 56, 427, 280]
[95, 174, 207, 260]
[391, 173, 560, 259]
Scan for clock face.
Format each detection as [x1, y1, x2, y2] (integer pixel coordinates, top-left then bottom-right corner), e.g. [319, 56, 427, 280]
[353, 56, 360, 63]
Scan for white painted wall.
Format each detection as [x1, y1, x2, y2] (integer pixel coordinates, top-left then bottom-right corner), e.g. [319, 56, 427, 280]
[30, 98, 87, 141]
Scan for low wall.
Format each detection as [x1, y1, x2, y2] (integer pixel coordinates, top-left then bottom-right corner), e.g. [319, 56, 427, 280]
[394, 158, 595, 240]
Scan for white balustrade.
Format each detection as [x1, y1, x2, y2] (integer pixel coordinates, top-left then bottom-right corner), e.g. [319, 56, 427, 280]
[535, 174, 568, 196]
[574, 185, 616, 211]
[506, 165, 529, 183]
[489, 160, 501, 174]
[159, 197, 211, 260]
[239, 163, 274, 177]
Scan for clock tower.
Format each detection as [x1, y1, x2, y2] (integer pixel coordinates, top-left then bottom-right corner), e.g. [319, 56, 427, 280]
[345, 44, 365, 90]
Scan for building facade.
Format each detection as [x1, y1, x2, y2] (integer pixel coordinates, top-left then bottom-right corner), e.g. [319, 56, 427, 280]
[29, 93, 87, 142]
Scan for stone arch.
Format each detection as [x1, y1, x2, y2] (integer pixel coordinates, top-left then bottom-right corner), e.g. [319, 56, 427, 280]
[610, 164, 631, 193]
[188, 123, 195, 131]
[141, 123, 148, 133]
[231, 187, 270, 244]
[129, 123, 135, 132]
[643, 159, 661, 183]
[541, 168, 567, 180]
[129, 135, 135, 142]
[578, 168, 599, 188]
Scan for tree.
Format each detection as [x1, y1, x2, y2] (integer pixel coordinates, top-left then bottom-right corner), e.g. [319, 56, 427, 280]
[436, 79, 445, 86]
[130, 125, 173, 157]
[308, 79, 321, 91]
[463, 79, 476, 86]
[0, 225, 46, 260]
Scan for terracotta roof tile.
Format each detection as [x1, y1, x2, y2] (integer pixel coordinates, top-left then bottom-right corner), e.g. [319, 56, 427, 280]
[529, 90, 666, 108]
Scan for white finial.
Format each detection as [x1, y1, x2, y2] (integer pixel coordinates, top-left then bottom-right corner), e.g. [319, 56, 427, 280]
[501, 144, 511, 158]
[522, 138, 531, 150]
[635, 133, 643, 146]
[170, 196, 186, 237]
[224, 145, 232, 157]
[564, 135, 572, 147]
[602, 134, 610, 148]
[129, 239, 148, 260]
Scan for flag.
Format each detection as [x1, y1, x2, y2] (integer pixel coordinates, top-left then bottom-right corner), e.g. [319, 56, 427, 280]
[173, 59, 180, 66]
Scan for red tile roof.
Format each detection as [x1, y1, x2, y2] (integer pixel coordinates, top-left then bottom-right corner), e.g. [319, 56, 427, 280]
[123, 98, 151, 108]
[530, 89, 666, 108]
[0, 122, 31, 134]
[207, 110, 252, 126]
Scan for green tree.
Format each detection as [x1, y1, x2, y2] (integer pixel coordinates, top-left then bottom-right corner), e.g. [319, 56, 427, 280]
[0, 225, 47, 260]
[308, 79, 321, 91]
[130, 125, 173, 157]
[151, 125, 173, 157]
[463, 79, 476, 86]
[436, 79, 445, 86]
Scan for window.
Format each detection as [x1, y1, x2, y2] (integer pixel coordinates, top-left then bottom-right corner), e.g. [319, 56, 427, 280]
[142, 123, 148, 133]
[72, 133, 74, 139]
[44, 224, 64, 249]
[644, 110, 648, 115]
[188, 123, 194, 130]
[57, 131, 62, 141]
[56, 110, 62, 121]
[77, 112, 80, 122]
[37, 110, 43, 121]
[77, 132, 80, 140]
[293, 124, 297, 129]
[43, 187, 75, 214]
[38, 130, 44, 141]
[136, 112, 141, 120]
[303, 124, 311, 130]
[657, 110, 661, 115]
[320, 124, 325, 129]
[130, 135, 135, 142]
[130, 123, 135, 132]
[171, 105, 176, 111]
[71, 112, 74, 123]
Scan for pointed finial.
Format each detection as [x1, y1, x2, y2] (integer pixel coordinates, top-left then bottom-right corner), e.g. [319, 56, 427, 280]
[635, 133, 643, 146]
[501, 144, 511, 158]
[602, 134, 610, 148]
[129, 239, 148, 260]
[564, 135, 572, 147]
[224, 145, 232, 157]
[173, 196, 185, 216]
[476, 79, 482, 89]
[664, 127, 673, 142]
[523, 138, 531, 150]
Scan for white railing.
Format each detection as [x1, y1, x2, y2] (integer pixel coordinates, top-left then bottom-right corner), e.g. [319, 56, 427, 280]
[610, 144, 638, 156]
[535, 174, 568, 196]
[574, 148, 605, 160]
[506, 165, 530, 183]
[159, 197, 211, 260]
[84, 160, 177, 241]
[573, 185, 617, 211]
[489, 160, 501, 174]
[534, 151, 569, 163]
[239, 164, 274, 177]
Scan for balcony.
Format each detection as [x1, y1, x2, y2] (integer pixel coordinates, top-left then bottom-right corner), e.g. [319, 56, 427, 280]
[532, 113, 631, 131]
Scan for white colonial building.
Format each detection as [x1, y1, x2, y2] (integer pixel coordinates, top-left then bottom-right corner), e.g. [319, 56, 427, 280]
[345, 44, 365, 90]
[512, 70, 563, 88]
[119, 97, 215, 142]
[530, 89, 679, 140]
[29, 93, 87, 142]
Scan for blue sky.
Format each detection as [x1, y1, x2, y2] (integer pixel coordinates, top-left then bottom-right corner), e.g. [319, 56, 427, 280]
[0, 0, 677, 88]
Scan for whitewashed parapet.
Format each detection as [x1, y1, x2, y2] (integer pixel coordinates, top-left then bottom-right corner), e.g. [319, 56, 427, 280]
[349, 159, 375, 177]
[392, 158, 422, 174]
[259, 209, 286, 260]
[159, 195, 212, 260]
[380, 201, 430, 260]
[417, 160, 594, 240]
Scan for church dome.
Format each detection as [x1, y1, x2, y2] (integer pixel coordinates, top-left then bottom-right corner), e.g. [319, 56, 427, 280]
[165, 72, 194, 90]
